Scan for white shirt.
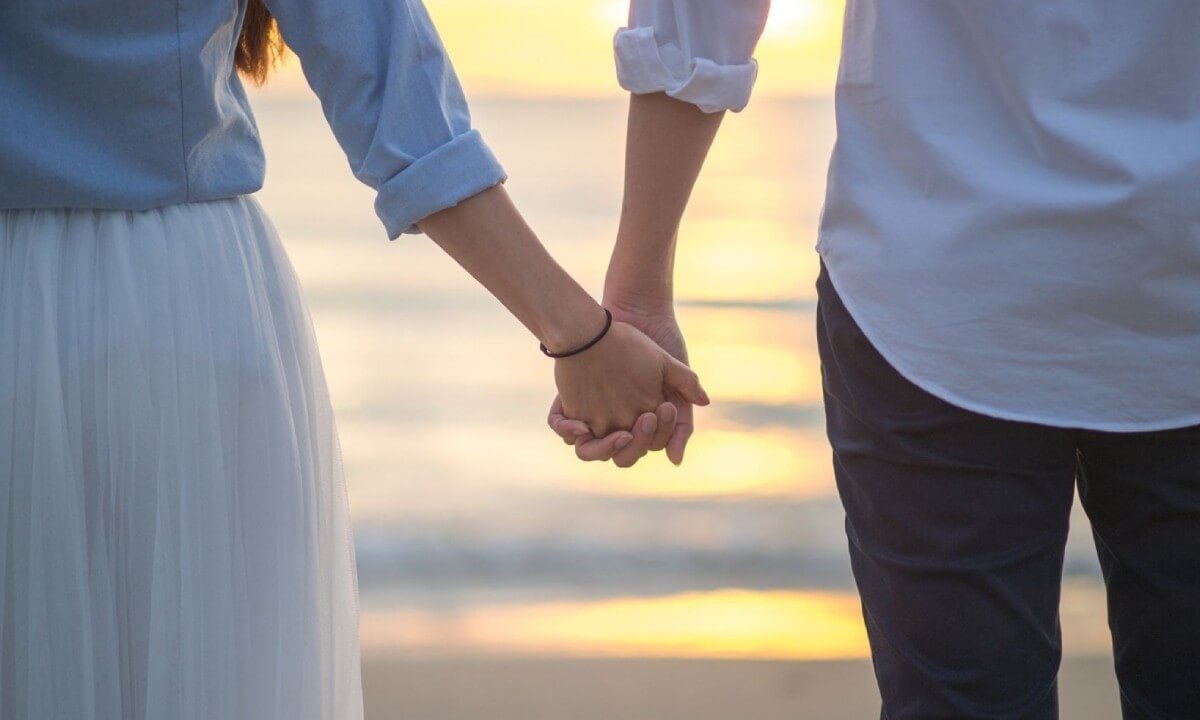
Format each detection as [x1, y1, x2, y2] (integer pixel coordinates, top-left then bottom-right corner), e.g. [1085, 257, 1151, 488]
[616, 0, 1200, 431]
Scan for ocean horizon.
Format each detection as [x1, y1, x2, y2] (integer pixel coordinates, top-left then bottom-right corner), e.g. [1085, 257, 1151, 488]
[249, 88, 1110, 659]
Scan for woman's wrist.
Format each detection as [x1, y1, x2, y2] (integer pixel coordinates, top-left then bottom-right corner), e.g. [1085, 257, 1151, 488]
[536, 290, 610, 356]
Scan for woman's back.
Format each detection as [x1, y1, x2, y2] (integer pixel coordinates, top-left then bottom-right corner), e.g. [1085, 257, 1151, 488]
[0, 0, 264, 211]
[0, 0, 504, 240]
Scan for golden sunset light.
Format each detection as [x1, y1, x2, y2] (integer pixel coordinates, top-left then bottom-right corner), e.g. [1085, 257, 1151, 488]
[358, 581, 1114, 659]
[272, 0, 846, 97]
[14, 0, 1147, 716]
[361, 589, 872, 659]
[568, 430, 834, 498]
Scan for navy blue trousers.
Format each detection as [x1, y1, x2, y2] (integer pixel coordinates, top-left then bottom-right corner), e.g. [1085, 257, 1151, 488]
[816, 259, 1200, 719]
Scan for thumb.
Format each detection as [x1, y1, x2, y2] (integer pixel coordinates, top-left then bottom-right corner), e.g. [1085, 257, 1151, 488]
[663, 356, 710, 406]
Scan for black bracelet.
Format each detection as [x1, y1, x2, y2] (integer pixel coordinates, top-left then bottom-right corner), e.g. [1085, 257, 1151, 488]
[540, 308, 613, 359]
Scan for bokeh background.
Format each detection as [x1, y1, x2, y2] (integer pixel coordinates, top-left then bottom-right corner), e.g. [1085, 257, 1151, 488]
[248, 1, 1120, 716]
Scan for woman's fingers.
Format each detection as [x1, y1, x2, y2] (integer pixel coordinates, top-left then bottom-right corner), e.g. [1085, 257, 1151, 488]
[663, 357, 710, 406]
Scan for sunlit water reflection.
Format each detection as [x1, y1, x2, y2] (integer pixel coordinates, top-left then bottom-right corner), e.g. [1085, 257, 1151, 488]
[250, 89, 1108, 659]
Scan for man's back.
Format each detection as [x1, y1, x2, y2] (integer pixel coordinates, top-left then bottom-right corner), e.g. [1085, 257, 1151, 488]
[818, 0, 1200, 430]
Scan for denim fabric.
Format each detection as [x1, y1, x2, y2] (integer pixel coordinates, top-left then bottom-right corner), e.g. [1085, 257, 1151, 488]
[0, 0, 506, 239]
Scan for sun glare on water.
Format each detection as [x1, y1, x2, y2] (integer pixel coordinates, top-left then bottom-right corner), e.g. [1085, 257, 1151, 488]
[594, 0, 628, 27]
[269, 0, 845, 97]
[765, 0, 829, 40]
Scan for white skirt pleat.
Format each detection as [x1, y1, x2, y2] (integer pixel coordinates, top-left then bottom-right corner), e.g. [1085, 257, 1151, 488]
[0, 196, 363, 720]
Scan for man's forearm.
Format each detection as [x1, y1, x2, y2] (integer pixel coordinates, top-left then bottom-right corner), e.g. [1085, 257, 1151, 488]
[604, 92, 725, 312]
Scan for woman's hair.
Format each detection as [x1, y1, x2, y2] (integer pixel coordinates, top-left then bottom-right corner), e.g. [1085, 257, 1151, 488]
[236, 0, 286, 84]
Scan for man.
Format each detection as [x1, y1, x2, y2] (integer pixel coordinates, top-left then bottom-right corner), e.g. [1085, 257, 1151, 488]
[551, 2, 1200, 717]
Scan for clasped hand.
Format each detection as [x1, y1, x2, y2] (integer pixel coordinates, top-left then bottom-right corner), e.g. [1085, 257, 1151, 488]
[547, 308, 706, 468]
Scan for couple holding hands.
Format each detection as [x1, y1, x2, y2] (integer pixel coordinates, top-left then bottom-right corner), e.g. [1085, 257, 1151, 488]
[6, 1, 1200, 718]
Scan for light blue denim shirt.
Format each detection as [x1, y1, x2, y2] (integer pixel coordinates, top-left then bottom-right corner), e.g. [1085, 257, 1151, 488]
[0, 0, 507, 239]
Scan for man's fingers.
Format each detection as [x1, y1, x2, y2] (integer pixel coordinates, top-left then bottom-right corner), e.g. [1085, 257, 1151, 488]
[648, 401, 676, 452]
[665, 401, 695, 466]
[666, 424, 693, 465]
[556, 418, 591, 443]
[547, 395, 565, 424]
[547, 394, 592, 444]
[612, 411, 658, 468]
[575, 431, 633, 462]
[550, 393, 689, 464]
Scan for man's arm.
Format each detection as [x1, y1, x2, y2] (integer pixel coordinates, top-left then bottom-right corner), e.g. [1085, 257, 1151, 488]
[550, 0, 769, 466]
[604, 91, 725, 316]
[549, 92, 724, 466]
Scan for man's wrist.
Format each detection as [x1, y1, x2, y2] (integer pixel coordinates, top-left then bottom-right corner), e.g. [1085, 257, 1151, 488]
[602, 284, 675, 319]
[604, 228, 677, 317]
[603, 262, 674, 317]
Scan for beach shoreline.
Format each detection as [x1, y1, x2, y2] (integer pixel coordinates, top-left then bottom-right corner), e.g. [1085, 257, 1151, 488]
[362, 654, 1121, 719]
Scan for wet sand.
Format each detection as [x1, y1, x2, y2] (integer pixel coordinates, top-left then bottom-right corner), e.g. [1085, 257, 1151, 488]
[362, 654, 1122, 719]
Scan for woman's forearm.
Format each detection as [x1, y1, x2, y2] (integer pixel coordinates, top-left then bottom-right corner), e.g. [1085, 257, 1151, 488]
[419, 182, 707, 438]
[604, 92, 725, 312]
[419, 184, 607, 353]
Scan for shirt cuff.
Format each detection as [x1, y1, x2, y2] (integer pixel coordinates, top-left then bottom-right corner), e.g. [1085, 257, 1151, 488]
[613, 26, 758, 114]
[375, 129, 509, 240]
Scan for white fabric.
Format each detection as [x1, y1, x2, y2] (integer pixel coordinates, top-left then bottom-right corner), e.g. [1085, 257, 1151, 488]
[615, 0, 769, 112]
[623, 1, 1200, 431]
[0, 197, 363, 719]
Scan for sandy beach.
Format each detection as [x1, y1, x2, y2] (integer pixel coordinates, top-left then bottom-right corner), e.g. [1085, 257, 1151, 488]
[250, 91, 1129, 720]
[362, 654, 1122, 719]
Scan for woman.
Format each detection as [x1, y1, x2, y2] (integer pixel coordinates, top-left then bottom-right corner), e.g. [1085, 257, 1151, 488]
[0, 1, 707, 717]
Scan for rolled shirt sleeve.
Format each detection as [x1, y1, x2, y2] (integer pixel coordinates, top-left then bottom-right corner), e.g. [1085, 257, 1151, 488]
[615, 0, 770, 113]
[263, 0, 507, 239]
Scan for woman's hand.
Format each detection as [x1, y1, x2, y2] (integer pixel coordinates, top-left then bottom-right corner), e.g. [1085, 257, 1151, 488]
[554, 319, 708, 440]
[548, 305, 700, 467]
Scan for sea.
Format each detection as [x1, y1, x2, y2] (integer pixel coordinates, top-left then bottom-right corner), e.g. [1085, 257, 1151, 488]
[248, 87, 1110, 658]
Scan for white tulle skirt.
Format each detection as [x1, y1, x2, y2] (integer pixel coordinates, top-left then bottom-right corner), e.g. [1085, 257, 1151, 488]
[0, 196, 363, 719]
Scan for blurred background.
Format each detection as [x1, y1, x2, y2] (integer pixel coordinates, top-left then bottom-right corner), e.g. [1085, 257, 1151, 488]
[249, 1, 1120, 717]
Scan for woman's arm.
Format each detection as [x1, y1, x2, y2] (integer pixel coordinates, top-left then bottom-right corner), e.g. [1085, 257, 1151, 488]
[419, 185, 608, 355]
[260, 0, 704, 438]
[419, 184, 708, 439]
